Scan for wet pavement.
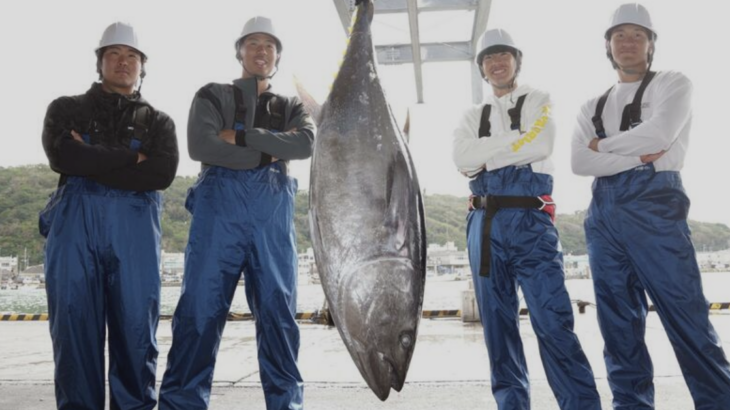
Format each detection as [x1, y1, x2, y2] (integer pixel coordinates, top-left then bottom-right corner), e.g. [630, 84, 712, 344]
[2, 307, 729, 409]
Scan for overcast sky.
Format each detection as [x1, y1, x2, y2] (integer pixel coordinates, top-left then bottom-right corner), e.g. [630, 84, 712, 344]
[1, 0, 728, 228]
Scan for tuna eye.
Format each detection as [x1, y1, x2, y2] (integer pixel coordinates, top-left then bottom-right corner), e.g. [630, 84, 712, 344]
[400, 332, 413, 348]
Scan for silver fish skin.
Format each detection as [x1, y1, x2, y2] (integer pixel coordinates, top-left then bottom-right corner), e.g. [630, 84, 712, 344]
[308, 0, 427, 401]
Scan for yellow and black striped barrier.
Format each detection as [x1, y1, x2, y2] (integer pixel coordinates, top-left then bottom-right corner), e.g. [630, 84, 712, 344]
[227, 312, 254, 321]
[422, 310, 460, 318]
[159, 311, 333, 324]
[226, 312, 326, 322]
[1, 313, 49, 321]
[575, 301, 730, 314]
[5, 303, 730, 322]
[421, 309, 529, 318]
[646, 302, 730, 313]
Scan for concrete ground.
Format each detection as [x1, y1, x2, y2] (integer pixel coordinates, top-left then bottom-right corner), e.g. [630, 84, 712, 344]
[2, 308, 729, 409]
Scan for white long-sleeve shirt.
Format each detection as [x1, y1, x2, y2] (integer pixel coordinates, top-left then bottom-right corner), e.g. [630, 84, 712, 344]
[572, 71, 693, 177]
[452, 84, 555, 177]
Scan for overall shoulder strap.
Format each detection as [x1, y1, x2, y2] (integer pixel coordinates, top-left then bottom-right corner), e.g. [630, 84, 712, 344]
[507, 94, 527, 131]
[592, 86, 614, 139]
[232, 84, 247, 131]
[132, 105, 152, 139]
[620, 70, 657, 131]
[128, 104, 153, 151]
[75, 94, 99, 142]
[267, 94, 287, 132]
[478, 104, 492, 138]
[196, 83, 224, 118]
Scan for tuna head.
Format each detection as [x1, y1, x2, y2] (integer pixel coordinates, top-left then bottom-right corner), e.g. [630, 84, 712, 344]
[336, 257, 420, 401]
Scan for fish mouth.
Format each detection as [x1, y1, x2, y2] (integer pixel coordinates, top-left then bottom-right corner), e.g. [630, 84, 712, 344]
[384, 353, 405, 392]
[356, 350, 404, 401]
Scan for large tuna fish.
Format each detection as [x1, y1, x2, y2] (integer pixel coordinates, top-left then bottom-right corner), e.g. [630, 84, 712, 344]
[306, 0, 427, 401]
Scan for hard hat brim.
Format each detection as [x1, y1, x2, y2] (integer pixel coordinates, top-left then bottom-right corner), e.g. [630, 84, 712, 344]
[604, 23, 657, 41]
[475, 45, 521, 66]
[235, 33, 283, 53]
[95, 44, 147, 61]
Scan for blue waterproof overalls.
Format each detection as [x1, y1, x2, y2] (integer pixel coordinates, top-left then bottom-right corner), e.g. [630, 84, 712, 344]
[159, 90, 303, 410]
[587, 72, 730, 409]
[466, 99, 601, 410]
[40, 177, 162, 410]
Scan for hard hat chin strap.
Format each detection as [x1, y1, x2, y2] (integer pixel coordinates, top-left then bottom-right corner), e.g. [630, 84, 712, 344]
[485, 77, 517, 88]
[241, 60, 279, 81]
[487, 79, 517, 91]
[610, 51, 653, 75]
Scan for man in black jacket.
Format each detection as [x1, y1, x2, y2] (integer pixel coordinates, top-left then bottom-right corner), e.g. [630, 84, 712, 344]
[39, 21, 178, 410]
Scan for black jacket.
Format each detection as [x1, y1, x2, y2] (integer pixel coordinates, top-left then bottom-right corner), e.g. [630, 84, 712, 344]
[42, 83, 179, 191]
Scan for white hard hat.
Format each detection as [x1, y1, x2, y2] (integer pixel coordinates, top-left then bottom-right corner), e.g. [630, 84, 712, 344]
[95, 22, 145, 58]
[235, 16, 282, 52]
[475, 29, 521, 66]
[606, 3, 657, 40]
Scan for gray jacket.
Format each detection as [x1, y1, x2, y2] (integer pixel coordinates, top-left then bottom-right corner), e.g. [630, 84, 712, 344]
[188, 77, 314, 170]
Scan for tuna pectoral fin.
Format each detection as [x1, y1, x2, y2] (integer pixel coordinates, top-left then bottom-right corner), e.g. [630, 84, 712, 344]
[384, 158, 413, 250]
[293, 75, 323, 126]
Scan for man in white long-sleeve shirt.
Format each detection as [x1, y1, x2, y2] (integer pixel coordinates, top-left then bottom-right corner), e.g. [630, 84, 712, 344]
[453, 28, 601, 410]
[572, 4, 730, 409]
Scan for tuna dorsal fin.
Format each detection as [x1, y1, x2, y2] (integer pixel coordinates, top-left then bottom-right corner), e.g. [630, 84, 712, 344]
[293, 75, 323, 127]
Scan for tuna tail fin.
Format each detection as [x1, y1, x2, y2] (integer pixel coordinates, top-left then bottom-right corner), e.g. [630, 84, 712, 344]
[293, 75, 324, 127]
[355, 0, 374, 23]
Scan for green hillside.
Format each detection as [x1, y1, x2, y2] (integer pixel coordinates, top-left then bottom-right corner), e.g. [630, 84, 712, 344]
[1, 165, 729, 267]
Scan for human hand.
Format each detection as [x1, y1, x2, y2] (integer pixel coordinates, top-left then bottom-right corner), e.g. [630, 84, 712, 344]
[588, 138, 601, 152]
[640, 150, 665, 164]
[461, 165, 485, 177]
[70, 130, 84, 142]
[137, 152, 148, 163]
[219, 129, 236, 145]
[467, 195, 475, 211]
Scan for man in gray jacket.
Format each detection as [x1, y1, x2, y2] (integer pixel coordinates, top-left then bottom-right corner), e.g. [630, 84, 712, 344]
[159, 16, 314, 410]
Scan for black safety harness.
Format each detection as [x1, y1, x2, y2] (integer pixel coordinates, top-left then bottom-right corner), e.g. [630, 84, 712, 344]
[470, 194, 555, 277]
[58, 94, 153, 188]
[128, 106, 151, 151]
[232, 85, 247, 132]
[592, 71, 656, 138]
[472, 93, 556, 277]
[231, 84, 288, 172]
[231, 85, 286, 132]
[478, 94, 526, 138]
[79, 95, 152, 152]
